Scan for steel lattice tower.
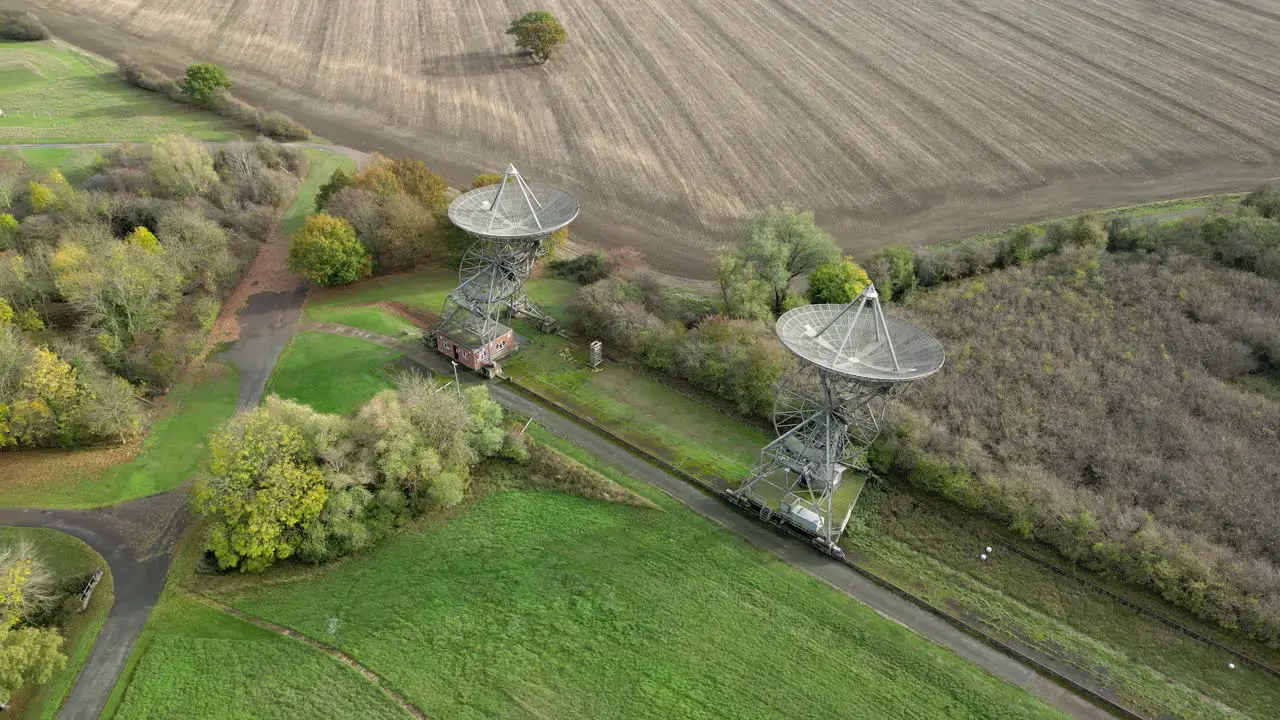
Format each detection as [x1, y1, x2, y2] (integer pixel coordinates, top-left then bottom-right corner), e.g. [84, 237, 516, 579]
[435, 165, 579, 348]
[728, 284, 944, 552]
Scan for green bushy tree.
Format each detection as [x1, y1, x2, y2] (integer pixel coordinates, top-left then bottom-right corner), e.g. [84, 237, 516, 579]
[193, 408, 328, 572]
[0, 541, 65, 706]
[506, 11, 568, 64]
[806, 256, 871, 304]
[314, 168, 352, 212]
[733, 206, 840, 316]
[150, 134, 218, 198]
[181, 63, 231, 106]
[287, 214, 372, 286]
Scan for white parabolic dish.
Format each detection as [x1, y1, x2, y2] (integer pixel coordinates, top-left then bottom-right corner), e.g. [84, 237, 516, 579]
[448, 181, 579, 241]
[775, 302, 945, 382]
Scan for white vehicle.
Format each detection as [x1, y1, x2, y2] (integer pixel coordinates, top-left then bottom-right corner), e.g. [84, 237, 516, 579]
[781, 495, 823, 534]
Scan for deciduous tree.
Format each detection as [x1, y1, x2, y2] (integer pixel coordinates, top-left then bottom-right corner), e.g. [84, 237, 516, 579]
[738, 207, 839, 315]
[0, 541, 64, 706]
[51, 234, 181, 339]
[314, 167, 351, 212]
[806, 256, 870, 304]
[287, 214, 371, 287]
[150, 134, 218, 198]
[181, 63, 231, 106]
[506, 11, 568, 64]
[193, 409, 328, 572]
[715, 250, 771, 321]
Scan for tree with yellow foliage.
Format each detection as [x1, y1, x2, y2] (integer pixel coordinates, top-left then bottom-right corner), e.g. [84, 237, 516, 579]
[193, 407, 328, 572]
[0, 541, 65, 708]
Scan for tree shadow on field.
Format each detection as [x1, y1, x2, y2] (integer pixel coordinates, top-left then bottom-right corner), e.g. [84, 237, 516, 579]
[422, 50, 537, 79]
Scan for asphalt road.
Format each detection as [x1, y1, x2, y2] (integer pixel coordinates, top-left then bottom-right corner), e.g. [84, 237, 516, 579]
[216, 286, 310, 411]
[0, 491, 187, 720]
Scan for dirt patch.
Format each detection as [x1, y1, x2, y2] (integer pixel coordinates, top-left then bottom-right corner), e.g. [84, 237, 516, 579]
[206, 228, 306, 350]
[0, 444, 138, 494]
[369, 301, 434, 327]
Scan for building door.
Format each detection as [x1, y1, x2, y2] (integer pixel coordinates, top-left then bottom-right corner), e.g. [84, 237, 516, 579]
[453, 345, 459, 361]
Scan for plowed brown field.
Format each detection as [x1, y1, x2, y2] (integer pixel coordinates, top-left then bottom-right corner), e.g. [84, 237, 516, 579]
[17, 0, 1280, 276]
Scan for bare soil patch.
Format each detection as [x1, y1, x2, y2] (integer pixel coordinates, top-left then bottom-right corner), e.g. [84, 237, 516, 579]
[16, 0, 1280, 277]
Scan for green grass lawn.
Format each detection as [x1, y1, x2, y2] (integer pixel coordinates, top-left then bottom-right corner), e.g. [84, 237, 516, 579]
[109, 595, 409, 720]
[265, 332, 401, 414]
[282, 149, 356, 236]
[101, 523, 408, 720]
[847, 488, 1280, 720]
[0, 365, 239, 509]
[308, 306, 419, 337]
[505, 332, 767, 484]
[3, 146, 103, 182]
[214, 450, 1061, 720]
[0, 41, 240, 143]
[0, 528, 112, 720]
[303, 269, 578, 328]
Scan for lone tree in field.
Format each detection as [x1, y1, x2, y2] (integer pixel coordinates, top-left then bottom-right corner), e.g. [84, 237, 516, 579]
[287, 214, 372, 287]
[506, 11, 567, 64]
[181, 63, 231, 106]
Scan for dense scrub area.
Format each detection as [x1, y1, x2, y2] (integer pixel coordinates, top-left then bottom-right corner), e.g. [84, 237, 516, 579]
[882, 247, 1280, 643]
[0, 137, 303, 448]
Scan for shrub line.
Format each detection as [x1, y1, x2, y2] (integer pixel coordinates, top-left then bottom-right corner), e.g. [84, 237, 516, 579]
[190, 592, 429, 720]
[905, 491, 1280, 680]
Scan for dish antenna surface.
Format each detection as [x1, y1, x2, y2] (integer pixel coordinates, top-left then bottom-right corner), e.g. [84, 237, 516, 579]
[435, 165, 580, 346]
[728, 284, 944, 552]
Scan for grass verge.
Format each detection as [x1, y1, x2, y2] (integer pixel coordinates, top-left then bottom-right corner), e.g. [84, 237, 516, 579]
[0, 40, 239, 143]
[0, 527, 112, 720]
[282, 149, 356, 236]
[0, 364, 239, 509]
[264, 332, 400, 414]
[303, 270, 577, 327]
[505, 332, 767, 483]
[209, 448, 1062, 719]
[845, 488, 1280, 720]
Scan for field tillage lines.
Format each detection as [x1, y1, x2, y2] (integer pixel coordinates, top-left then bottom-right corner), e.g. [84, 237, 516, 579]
[33, 0, 1280, 274]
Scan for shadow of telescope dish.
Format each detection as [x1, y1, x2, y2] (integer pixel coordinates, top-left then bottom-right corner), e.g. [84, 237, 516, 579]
[448, 178, 579, 242]
[775, 302, 945, 382]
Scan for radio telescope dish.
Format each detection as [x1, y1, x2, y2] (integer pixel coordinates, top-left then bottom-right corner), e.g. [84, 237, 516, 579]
[775, 286, 944, 383]
[448, 164, 579, 242]
[728, 283, 944, 552]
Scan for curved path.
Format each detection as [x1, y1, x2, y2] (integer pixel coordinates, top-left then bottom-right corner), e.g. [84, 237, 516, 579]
[192, 594, 428, 720]
[0, 492, 188, 720]
[0, 280, 309, 717]
[304, 321, 1120, 720]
